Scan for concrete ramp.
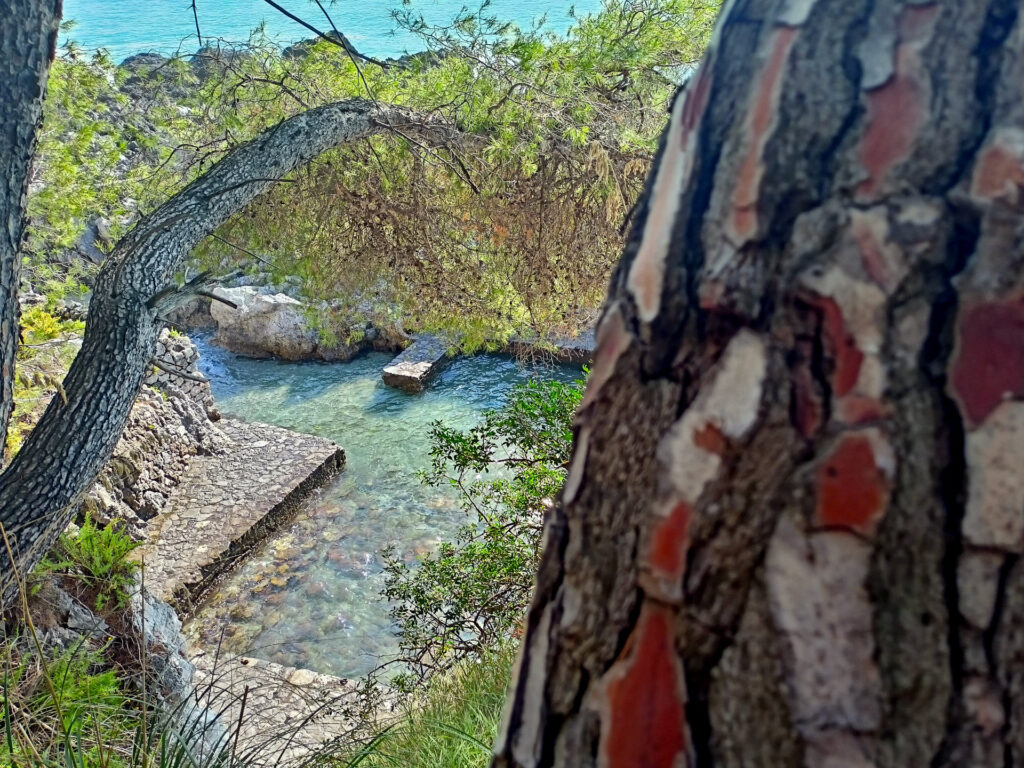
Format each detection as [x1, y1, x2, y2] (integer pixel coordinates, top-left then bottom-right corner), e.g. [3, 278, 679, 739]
[381, 335, 450, 392]
[135, 419, 344, 613]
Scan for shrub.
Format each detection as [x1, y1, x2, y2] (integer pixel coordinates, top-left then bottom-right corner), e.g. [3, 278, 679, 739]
[0, 630, 282, 768]
[383, 374, 583, 687]
[38, 515, 141, 612]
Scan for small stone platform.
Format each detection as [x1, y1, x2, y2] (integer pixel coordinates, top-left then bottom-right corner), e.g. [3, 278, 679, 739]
[381, 335, 450, 392]
[135, 418, 344, 613]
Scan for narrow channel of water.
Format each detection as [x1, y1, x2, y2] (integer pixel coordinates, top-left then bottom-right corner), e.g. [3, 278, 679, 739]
[185, 337, 580, 678]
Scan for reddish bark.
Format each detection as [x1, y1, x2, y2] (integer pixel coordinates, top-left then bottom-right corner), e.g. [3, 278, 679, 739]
[950, 296, 1024, 429]
[600, 605, 689, 768]
[495, 2, 1024, 767]
[815, 434, 888, 535]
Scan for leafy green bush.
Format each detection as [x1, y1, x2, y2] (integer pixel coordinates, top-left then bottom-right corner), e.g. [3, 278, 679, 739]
[38, 515, 141, 612]
[383, 374, 583, 686]
[5, 310, 83, 461]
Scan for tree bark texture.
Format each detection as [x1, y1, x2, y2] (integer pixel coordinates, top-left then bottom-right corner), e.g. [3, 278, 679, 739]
[0, 99, 444, 608]
[494, 1, 1024, 766]
[0, 0, 62, 454]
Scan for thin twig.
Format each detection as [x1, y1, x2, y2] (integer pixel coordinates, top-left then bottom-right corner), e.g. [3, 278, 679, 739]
[260, 0, 390, 68]
[151, 359, 208, 384]
[192, 0, 203, 46]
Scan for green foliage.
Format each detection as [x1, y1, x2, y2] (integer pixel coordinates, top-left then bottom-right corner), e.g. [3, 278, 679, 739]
[26, 52, 178, 254]
[383, 374, 583, 686]
[25, 2, 719, 345]
[39, 515, 141, 612]
[18, 308, 63, 345]
[339, 644, 515, 768]
[5, 311, 82, 461]
[28, 647, 123, 734]
[176, 0, 719, 341]
[1, 640, 133, 767]
[0, 630, 280, 768]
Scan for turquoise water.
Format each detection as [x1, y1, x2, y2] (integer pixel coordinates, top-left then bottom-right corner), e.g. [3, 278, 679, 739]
[61, 0, 597, 62]
[185, 339, 579, 677]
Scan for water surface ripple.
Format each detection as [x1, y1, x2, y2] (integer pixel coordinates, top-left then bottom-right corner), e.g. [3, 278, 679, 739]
[61, 0, 598, 62]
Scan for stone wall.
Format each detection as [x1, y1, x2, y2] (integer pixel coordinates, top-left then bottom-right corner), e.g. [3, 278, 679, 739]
[146, 328, 214, 402]
[81, 330, 229, 538]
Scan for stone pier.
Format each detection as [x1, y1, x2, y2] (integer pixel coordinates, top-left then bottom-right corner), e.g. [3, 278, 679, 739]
[135, 419, 344, 613]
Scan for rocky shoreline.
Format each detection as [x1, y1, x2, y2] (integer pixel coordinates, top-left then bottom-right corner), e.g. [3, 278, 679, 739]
[174, 281, 594, 391]
[25, 276, 591, 760]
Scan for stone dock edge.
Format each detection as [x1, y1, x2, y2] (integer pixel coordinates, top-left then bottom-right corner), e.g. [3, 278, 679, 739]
[170, 447, 346, 616]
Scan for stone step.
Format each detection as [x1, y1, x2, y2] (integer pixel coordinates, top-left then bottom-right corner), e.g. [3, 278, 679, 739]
[185, 650, 364, 766]
[381, 334, 451, 392]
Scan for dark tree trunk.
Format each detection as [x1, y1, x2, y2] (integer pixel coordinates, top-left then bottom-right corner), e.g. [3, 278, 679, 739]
[0, 100, 443, 607]
[0, 0, 62, 454]
[495, 1, 1024, 766]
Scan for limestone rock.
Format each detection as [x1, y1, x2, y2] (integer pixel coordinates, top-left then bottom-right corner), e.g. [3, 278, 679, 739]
[211, 287, 319, 360]
[208, 286, 406, 361]
[130, 584, 195, 703]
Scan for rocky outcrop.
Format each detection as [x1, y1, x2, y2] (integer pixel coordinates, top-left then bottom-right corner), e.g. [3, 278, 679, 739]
[504, 327, 596, 365]
[28, 579, 196, 710]
[208, 286, 406, 361]
[210, 287, 319, 359]
[130, 584, 196, 703]
[381, 334, 451, 392]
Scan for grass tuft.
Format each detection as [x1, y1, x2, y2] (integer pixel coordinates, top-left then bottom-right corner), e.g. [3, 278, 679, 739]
[337, 644, 514, 768]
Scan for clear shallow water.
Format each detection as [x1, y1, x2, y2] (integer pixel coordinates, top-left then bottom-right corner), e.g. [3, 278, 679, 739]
[185, 338, 579, 677]
[61, 0, 598, 62]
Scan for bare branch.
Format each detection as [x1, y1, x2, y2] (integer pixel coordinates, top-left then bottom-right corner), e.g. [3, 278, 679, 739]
[151, 359, 208, 384]
[191, 0, 203, 46]
[259, 0, 392, 69]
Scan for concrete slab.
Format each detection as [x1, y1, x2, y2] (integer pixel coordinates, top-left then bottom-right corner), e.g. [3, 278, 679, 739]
[381, 335, 451, 392]
[135, 418, 344, 613]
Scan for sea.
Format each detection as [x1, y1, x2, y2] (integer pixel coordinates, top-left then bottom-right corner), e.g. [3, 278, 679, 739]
[60, 0, 599, 62]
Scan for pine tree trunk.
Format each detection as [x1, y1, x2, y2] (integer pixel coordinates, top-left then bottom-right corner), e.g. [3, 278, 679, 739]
[0, 0, 62, 454]
[494, 1, 1024, 765]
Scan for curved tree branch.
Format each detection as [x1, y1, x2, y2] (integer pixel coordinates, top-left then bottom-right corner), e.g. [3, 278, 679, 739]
[0, 97, 444, 608]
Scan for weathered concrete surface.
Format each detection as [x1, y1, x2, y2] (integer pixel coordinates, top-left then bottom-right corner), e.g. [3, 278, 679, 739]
[135, 418, 344, 613]
[381, 334, 450, 392]
[187, 649, 366, 765]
